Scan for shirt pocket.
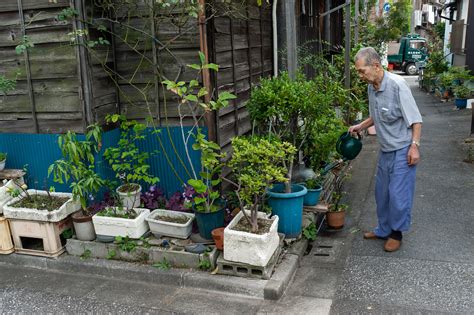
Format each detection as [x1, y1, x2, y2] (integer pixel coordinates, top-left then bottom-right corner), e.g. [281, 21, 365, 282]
[378, 103, 401, 123]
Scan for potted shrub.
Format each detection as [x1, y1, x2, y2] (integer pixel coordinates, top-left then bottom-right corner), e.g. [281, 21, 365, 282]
[453, 85, 473, 109]
[301, 177, 323, 207]
[223, 136, 296, 266]
[48, 124, 107, 241]
[326, 198, 348, 229]
[103, 114, 159, 210]
[0, 152, 6, 171]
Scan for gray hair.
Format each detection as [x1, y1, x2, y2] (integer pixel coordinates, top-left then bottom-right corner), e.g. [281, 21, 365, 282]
[354, 47, 381, 66]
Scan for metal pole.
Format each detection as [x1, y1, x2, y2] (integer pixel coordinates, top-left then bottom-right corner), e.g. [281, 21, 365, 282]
[344, 0, 351, 90]
[355, 0, 359, 44]
[324, 0, 330, 47]
[285, 0, 297, 80]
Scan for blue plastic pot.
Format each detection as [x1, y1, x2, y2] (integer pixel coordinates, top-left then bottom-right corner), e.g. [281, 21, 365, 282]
[267, 184, 307, 238]
[194, 207, 225, 240]
[455, 98, 467, 109]
[303, 185, 322, 206]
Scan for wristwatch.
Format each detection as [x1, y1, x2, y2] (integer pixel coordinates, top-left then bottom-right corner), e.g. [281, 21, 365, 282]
[412, 140, 420, 147]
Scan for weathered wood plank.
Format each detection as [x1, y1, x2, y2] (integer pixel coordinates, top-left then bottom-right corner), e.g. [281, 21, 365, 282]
[38, 118, 84, 133]
[0, 119, 35, 133]
[0, 92, 80, 112]
[0, 0, 70, 13]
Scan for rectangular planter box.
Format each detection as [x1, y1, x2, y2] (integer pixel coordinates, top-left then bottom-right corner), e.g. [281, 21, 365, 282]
[0, 216, 14, 254]
[92, 208, 150, 239]
[3, 190, 80, 222]
[224, 211, 279, 267]
[146, 209, 194, 239]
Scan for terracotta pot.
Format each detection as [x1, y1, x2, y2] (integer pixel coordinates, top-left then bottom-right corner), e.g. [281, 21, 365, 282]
[326, 210, 345, 229]
[211, 227, 225, 250]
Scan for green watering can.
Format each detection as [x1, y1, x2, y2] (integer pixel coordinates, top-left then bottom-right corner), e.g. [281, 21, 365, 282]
[336, 132, 362, 160]
[320, 132, 362, 175]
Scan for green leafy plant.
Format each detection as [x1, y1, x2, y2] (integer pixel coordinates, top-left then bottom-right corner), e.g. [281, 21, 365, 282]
[0, 75, 16, 95]
[48, 124, 106, 215]
[15, 35, 34, 55]
[153, 257, 171, 270]
[453, 85, 473, 99]
[115, 235, 137, 253]
[162, 52, 236, 213]
[0, 152, 6, 162]
[80, 249, 92, 260]
[304, 178, 321, 190]
[107, 249, 117, 259]
[198, 255, 212, 270]
[103, 114, 159, 193]
[225, 136, 296, 233]
[303, 222, 317, 241]
[61, 228, 74, 240]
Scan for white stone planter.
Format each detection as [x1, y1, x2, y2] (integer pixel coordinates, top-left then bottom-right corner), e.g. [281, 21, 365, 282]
[146, 209, 194, 239]
[0, 179, 23, 214]
[116, 184, 141, 210]
[3, 190, 80, 222]
[224, 210, 279, 267]
[92, 208, 150, 239]
[0, 159, 5, 171]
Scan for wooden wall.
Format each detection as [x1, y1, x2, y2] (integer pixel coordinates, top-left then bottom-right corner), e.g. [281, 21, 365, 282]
[0, 0, 84, 133]
[210, 1, 274, 155]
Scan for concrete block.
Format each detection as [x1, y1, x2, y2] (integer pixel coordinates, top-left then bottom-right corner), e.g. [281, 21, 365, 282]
[264, 253, 299, 300]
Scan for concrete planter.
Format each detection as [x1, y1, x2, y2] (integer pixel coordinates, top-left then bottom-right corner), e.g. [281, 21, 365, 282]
[92, 208, 150, 239]
[224, 211, 279, 267]
[3, 190, 80, 222]
[116, 184, 141, 210]
[146, 209, 194, 239]
[0, 216, 14, 254]
[0, 178, 25, 214]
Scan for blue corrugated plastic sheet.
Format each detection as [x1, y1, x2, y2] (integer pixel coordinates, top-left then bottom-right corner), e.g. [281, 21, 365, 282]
[0, 126, 202, 199]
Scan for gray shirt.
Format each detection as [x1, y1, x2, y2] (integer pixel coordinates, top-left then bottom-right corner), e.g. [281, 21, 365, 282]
[368, 71, 422, 152]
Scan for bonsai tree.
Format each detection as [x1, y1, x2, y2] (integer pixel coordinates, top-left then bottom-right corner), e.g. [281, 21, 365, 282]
[48, 124, 106, 215]
[225, 136, 297, 232]
[103, 114, 159, 206]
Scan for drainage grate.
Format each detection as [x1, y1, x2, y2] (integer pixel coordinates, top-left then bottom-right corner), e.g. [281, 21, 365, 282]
[318, 245, 333, 249]
[314, 253, 330, 257]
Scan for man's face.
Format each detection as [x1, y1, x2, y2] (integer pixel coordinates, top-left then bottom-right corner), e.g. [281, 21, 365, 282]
[355, 59, 379, 84]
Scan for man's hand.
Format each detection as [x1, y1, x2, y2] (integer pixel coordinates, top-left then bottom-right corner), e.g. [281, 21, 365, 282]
[407, 144, 420, 166]
[348, 123, 363, 134]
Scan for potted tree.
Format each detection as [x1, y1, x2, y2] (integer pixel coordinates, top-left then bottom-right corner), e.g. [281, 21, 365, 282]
[247, 73, 342, 237]
[0, 152, 6, 171]
[103, 114, 159, 210]
[223, 136, 296, 266]
[48, 124, 106, 241]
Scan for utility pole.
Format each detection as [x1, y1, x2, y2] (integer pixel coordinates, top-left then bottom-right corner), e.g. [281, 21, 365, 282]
[344, 0, 351, 90]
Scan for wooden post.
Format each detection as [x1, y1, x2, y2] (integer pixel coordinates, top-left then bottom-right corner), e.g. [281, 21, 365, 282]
[73, 0, 94, 129]
[229, 17, 239, 137]
[198, 0, 217, 143]
[17, 0, 39, 133]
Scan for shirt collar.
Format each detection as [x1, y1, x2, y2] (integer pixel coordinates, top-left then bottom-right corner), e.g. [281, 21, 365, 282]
[378, 71, 388, 92]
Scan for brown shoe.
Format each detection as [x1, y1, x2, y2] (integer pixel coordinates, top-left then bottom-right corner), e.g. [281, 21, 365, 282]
[363, 232, 387, 240]
[384, 238, 401, 252]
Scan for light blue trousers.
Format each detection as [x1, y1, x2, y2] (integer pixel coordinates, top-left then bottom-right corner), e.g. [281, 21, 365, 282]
[374, 145, 417, 237]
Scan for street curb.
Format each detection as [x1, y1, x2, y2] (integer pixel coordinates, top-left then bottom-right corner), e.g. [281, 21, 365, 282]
[0, 239, 308, 300]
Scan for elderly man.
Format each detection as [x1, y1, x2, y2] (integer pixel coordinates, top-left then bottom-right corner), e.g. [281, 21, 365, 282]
[349, 47, 422, 252]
